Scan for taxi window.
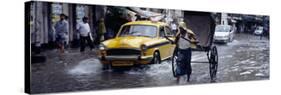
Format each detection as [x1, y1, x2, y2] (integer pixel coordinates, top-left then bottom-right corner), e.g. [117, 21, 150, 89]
[159, 27, 165, 37]
[119, 25, 157, 38]
[164, 26, 174, 36]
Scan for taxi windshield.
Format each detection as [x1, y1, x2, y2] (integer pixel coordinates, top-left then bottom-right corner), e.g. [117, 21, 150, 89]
[118, 25, 157, 38]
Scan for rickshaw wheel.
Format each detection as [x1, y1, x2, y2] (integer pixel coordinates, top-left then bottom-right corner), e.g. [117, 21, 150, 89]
[209, 46, 218, 82]
[171, 48, 178, 77]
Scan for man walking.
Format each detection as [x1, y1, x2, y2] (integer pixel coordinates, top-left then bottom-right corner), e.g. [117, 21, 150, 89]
[77, 17, 93, 52]
[170, 22, 197, 83]
[54, 14, 69, 55]
[171, 21, 178, 33]
[98, 18, 106, 42]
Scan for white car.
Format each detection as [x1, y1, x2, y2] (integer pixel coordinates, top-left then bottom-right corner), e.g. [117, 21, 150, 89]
[214, 25, 235, 43]
[254, 26, 263, 35]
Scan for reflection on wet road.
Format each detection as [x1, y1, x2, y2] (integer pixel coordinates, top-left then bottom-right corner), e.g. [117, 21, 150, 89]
[31, 33, 269, 93]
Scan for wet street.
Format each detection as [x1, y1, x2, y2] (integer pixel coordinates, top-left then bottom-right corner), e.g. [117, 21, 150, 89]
[31, 33, 269, 93]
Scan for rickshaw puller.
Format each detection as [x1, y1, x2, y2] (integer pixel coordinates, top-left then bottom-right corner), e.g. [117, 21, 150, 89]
[171, 22, 198, 82]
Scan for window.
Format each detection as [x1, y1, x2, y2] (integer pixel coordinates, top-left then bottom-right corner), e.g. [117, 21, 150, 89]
[76, 5, 86, 23]
[119, 25, 157, 38]
[164, 26, 174, 36]
[159, 27, 165, 37]
[51, 3, 63, 25]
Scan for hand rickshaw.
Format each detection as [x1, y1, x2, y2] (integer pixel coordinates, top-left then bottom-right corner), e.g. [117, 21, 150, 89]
[171, 11, 218, 82]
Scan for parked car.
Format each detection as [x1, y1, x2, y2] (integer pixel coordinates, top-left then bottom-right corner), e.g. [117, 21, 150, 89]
[214, 24, 235, 43]
[98, 21, 177, 68]
[254, 26, 264, 35]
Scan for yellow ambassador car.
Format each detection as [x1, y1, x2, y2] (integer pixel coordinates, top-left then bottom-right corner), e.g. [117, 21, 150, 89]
[98, 21, 176, 67]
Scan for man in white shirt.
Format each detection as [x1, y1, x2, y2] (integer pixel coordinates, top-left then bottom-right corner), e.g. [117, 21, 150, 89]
[171, 22, 177, 33]
[170, 22, 197, 83]
[77, 17, 93, 52]
[174, 26, 192, 82]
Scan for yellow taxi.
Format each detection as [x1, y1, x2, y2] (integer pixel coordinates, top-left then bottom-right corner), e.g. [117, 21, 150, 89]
[98, 20, 177, 67]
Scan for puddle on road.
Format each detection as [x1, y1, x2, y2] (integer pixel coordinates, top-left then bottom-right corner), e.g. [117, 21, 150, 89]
[226, 40, 239, 46]
[144, 61, 172, 76]
[125, 61, 173, 77]
[255, 73, 265, 77]
[68, 58, 103, 75]
[66, 58, 177, 86]
[220, 55, 233, 59]
[239, 70, 253, 75]
[67, 57, 174, 77]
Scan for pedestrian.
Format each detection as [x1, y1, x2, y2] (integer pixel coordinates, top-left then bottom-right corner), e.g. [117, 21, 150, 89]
[77, 16, 93, 52]
[172, 22, 197, 82]
[54, 14, 69, 56]
[171, 21, 178, 33]
[98, 18, 107, 42]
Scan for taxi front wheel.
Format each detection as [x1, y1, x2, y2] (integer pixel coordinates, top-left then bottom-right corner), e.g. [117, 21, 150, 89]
[151, 52, 161, 64]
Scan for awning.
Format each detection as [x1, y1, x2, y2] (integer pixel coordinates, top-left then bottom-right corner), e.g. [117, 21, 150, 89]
[129, 7, 165, 21]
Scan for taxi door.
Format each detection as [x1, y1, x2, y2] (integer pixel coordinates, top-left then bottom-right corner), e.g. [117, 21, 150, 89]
[158, 26, 171, 60]
[164, 26, 176, 58]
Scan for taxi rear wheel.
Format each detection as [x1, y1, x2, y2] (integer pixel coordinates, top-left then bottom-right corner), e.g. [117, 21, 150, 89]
[152, 52, 161, 64]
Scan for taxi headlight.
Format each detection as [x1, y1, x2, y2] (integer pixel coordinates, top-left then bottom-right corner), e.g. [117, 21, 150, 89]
[140, 45, 148, 56]
[99, 44, 107, 50]
[140, 45, 148, 51]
